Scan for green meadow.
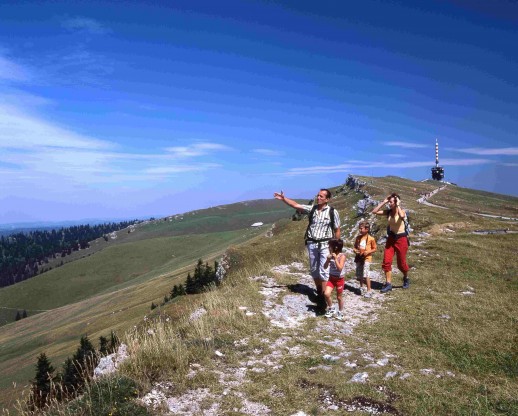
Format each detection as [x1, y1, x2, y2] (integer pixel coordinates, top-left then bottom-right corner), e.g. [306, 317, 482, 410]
[0, 200, 292, 410]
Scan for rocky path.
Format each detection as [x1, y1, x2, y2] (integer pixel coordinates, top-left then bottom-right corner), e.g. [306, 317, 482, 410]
[417, 184, 448, 209]
[137, 233, 455, 415]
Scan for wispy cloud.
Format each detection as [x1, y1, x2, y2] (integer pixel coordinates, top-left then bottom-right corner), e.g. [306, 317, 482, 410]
[384, 141, 427, 148]
[62, 17, 110, 35]
[145, 164, 221, 175]
[448, 147, 518, 156]
[164, 142, 232, 158]
[284, 158, 492, 175]
[253, 148, 283, 156]
[0, 103, 112, 150]
[502, 162, 518, 167]
[0, 55, 31, 82]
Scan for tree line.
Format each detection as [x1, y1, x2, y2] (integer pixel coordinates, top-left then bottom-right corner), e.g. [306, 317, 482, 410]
[151, 259, 220, 310]
[29, 331, 120, 410]
[0, 221, 138, 288]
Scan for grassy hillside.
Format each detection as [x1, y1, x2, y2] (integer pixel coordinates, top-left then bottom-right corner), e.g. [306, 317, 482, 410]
[3, 177, 518, 415]
[0, 200, 293, 411]
[0, 199, 292, 326]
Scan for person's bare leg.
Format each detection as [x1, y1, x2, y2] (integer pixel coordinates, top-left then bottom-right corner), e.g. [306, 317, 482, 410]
[324, 286, 333, 309]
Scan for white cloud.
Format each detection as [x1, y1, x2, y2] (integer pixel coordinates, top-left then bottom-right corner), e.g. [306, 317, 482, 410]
[62, 17, 110, 35]
[0, 55, 31, 82]
[253, 148, 283, 156]
[0, 95, 230, 187]
[384, 141, 428, 148]
[0, 103, 112, 150]
[146, 163, 221, 175]
[284, 158, 492, 175]
[164, 142, 232, 158]
[449, 147, 518, 156]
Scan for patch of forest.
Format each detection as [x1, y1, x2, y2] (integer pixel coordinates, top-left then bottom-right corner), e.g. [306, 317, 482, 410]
[0, 221, 138, 288]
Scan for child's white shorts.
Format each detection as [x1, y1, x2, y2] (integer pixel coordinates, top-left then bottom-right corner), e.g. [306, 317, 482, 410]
[355, 261, 371, 279]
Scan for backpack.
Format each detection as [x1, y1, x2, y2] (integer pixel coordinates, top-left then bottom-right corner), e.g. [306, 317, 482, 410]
[304, 205, 336, 242]
[386, 209, 411, 244]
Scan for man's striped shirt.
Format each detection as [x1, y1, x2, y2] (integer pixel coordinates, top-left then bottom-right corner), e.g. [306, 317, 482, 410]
[300, 204, 340, 241]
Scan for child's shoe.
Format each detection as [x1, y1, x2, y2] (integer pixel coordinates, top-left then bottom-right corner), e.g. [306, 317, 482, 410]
[324, 308, 335, 318]
[360, 287, 367, 296]
[363, 291, 373, 298]
[336, 311, 344, 321]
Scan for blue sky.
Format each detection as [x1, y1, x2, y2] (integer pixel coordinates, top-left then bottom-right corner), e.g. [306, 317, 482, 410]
[1, 0, 517, 223]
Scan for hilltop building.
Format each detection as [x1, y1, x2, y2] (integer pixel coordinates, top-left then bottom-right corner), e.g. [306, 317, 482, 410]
[431, 139, 445, 181]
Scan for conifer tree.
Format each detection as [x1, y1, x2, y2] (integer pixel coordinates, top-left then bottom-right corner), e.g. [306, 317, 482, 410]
[185, 272, 198, 294]
[60, 357, 77, 396]
[177, 284, 186, 296]
[170, 284, 179, 298]
[15, 311, 21, 321]
[99, 335, 109, 356]
[22, 309, 28, 319]
[30, 353, 55, 409]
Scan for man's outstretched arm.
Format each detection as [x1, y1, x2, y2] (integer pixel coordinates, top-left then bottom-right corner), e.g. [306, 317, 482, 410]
[273, 191, 304, 211]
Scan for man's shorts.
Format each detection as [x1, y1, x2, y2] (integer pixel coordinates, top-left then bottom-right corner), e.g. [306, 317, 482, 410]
[326, 275, 344, 294]
[307, 242, 330, 281]
[355, 261, 371, 279]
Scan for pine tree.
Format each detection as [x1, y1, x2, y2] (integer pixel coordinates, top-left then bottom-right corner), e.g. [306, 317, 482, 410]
[60, 357, 77, 397]
[201, 261, 214, 289]
[177, 284, 186, 296]
[193, 259, 204, 292]
[170, 284, 179, 299]
[65, 335, 97, 391]
[99, 336, 109, 356]
[30, 353, 55, 409]
[22, 309, 28, 319]
[15, 311, 21, 321]
[185, 272, 197, 294]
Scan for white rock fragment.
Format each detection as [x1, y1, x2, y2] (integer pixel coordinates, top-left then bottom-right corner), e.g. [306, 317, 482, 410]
[215, 350, 225, 357]
[349, 372, 369, 383]
[420, 368, 435, 375]
[376, 358, 389, 366]
[323, 354, 341, 362]
[93, 344, 129, 378]
[385, 371, 398, 379]
[189, 307, 207, 321]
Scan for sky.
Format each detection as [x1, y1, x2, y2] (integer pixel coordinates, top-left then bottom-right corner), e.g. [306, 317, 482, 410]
[1, 0, 517, 224]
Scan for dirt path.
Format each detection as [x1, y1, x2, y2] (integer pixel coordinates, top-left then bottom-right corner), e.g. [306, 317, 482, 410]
[417, 184, 448, 209]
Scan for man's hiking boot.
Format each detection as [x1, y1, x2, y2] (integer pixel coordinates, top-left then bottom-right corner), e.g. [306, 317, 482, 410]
[336, 311, 344, 321]
[380, 283, 393, 294]
[325, 308, 335, 318]
[403, 277, 410, 289]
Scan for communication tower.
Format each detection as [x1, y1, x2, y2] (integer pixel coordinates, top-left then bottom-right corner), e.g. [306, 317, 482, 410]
[431, 139, 444, 181]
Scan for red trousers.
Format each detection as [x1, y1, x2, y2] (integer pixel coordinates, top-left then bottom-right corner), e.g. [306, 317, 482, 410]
[382, 236, 409, 273]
